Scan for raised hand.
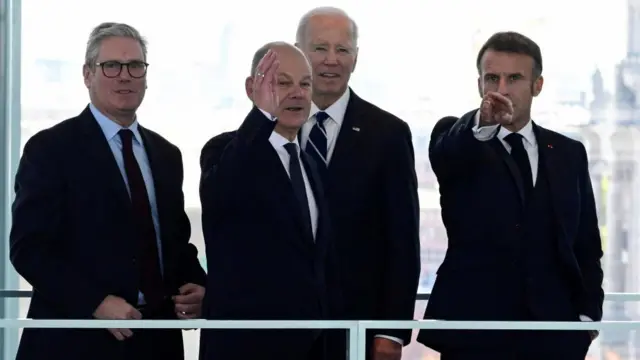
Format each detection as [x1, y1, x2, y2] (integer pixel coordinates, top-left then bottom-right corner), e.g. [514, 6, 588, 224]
[252, 49, 280, 116]
[479, 92, 514, 126]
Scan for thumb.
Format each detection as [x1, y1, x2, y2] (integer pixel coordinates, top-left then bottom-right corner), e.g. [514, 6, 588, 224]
[178, 283, 198, 294]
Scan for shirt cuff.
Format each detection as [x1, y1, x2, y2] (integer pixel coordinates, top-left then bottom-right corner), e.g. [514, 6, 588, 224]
[471, 110, 499, 141]
[258, 108, 276, 121]
[374, 334, 404, 346]
[579, 314, 593, 322]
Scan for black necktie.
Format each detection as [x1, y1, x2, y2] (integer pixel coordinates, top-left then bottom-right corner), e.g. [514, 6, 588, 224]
[504, 133, 533, 199]
[305, 111, 329, 167]
[118, 129, 164, 307]
[284, 143, 312, 235]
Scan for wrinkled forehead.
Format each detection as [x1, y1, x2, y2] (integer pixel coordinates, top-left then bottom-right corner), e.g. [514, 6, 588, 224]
[98, 37, 144, 62]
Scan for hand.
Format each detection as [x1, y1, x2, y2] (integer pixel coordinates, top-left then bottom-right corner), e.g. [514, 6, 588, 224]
[173, 283, 205, 320]
[252, 49, 280, 116]
[92, 295, 141, 341]
[479, 92, 514, 126]
[372, 337, 402, 360]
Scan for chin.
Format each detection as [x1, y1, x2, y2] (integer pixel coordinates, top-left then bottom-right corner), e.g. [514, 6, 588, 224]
[277, 114, 306, 129]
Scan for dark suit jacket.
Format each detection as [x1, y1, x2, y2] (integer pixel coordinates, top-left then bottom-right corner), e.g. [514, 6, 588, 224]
[9, 106, 207, 360]
[417, 110, 604, 352]
[198, 107, 340, 360]
[199, 91, 421, 347]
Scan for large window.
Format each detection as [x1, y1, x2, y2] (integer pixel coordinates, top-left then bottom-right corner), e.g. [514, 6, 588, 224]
[10, 0, 637, 359]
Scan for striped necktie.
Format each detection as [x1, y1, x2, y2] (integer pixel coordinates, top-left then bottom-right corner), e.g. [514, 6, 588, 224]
[305, 111, 329, 167]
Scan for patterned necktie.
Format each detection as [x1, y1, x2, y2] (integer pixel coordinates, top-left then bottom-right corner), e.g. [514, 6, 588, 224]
[305, 111, 329, 167]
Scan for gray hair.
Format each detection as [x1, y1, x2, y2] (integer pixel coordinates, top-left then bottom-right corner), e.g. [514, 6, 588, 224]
[295, 7, 358, 47]
[84, 22, 147, 67]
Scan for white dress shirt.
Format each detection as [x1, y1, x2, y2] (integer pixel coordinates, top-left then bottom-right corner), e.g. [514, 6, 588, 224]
[471, 111, 592, 323]
[259, 110, 318, 239]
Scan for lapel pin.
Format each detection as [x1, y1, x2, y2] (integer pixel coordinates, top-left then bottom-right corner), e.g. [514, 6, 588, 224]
[547, 144, 553, 149]
[352, 127, 360, 132]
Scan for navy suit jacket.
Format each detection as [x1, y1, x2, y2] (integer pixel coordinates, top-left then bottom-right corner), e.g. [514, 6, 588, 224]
[417, 110, 604, 351]
[9, 106, 206, 360]
[199, 107, 341, 360]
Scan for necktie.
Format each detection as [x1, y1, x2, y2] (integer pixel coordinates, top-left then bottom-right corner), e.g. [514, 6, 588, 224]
[284, 143, 312, 236]
[305, 111, 329, 167]
[504, 133, 533, 200]
[118, 129, 164, 307]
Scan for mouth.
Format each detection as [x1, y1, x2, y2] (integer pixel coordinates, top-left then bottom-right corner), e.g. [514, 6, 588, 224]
[319, 72, 340, 79]
[115, 90, 135, 94]
[284, 106, 304, 112]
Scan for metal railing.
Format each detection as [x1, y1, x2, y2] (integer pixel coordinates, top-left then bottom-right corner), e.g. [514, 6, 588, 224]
[2, 291, 640, 359]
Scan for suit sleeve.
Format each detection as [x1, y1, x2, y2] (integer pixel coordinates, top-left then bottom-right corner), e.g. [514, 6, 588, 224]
[200, 108, 275, 223]
[378, 121, 421, 344]
[174, 148, 207, 287]
[9, 132, 111, 318]
[429, 114, 481, 183]
[574, 142, 604, 321]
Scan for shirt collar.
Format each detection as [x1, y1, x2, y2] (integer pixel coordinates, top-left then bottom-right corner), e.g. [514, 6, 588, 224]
[269, 130, 300, 151]
[309, 88, 350, 125]
[497, 119, 537, 147]
[89, 103, 143, 144]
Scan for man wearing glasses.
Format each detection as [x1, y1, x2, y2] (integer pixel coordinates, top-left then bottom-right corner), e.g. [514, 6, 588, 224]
[9, 22, 206, 360]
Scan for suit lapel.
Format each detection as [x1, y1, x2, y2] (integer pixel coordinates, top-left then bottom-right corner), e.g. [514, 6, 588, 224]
[78, 106, 132, 212]
[253, 140, 314, 251]
[137, 126, 172, 276]
[326, 91, 365, 177]
[534, 124, 569, 241]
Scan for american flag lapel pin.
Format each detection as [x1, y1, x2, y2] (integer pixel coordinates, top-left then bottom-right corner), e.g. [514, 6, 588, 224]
[352, 126, 360, 132]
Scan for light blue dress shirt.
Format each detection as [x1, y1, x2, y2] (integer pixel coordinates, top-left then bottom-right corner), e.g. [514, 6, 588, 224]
[89, 104, 164, 304]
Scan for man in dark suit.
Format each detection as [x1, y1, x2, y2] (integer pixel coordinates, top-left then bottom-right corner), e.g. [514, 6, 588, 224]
[417, 31, 604, 359]
[198, 42, 340, 360]
[9, 22, 206, 360]
[295, 7, 421, 360]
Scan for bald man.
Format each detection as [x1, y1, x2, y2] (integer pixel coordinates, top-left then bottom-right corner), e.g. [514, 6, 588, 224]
[198, 42, 341, 360]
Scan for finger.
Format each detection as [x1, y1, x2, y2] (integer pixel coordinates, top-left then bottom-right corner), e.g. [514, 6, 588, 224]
[255, 50, 276, 79]
[109, 328, 126, 341]
[175, 303, 199, 314]
[178, 283, 199, 294]
[120, 328, 134, 338]
[176, 311, 197, 320]
[488, 92, 513, 112]
[128, 307, 142, 320]
[173, 292, 201, 304]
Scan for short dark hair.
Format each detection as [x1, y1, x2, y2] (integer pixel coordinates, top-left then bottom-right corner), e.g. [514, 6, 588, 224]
[476, 31, 543, 78]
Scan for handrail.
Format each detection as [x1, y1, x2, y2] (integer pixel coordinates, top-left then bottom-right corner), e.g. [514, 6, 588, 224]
[2, 319, 640, 360]
[2, 290, 640, 301]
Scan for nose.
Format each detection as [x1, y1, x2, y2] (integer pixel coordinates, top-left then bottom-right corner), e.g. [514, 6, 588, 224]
[323, 49, 339, 65]
[497, 76, 509, 95]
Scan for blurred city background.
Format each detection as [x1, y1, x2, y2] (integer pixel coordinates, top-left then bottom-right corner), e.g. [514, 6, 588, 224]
[3, 0, 640, 358]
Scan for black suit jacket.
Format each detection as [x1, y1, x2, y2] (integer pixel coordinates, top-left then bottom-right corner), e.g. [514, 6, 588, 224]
[417, 110, 604, 351]
[199, 91, 421, 346]
[198, 107, 340, 360]
[9, 106, 206, 360]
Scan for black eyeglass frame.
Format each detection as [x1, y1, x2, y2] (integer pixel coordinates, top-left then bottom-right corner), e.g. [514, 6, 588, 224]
[94, 60, 149, 79]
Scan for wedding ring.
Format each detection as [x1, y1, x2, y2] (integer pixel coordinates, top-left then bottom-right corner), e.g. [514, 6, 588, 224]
[256, 72, 265, 77]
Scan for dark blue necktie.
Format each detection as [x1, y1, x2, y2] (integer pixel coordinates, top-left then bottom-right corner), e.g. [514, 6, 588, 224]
[305, 111, 329, 167]
[504, 133, 533, 200]
[284, 143, 312, 234]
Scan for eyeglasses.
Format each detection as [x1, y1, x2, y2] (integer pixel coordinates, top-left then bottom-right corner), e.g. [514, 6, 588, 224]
[95, 60, 149, 79]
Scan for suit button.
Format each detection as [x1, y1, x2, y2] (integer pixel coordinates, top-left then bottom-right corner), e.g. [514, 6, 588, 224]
[132, 258, 136, 264]
[515, 224, 520, 229]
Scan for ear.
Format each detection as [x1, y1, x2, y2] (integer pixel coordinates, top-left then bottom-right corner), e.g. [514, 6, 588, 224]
[245, 76, 254, 100]
[532, 76, 544, 97]
[477, 76, 483, 98]
[352, 48, 359, 73]
[83, 64, 92, 89]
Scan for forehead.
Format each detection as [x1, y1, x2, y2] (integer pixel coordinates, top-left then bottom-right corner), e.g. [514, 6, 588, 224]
[97, 37, 143, 61]
[306, 15, 353, 44]
[480, 50, 533, 74]
[275, 48, 311, 78]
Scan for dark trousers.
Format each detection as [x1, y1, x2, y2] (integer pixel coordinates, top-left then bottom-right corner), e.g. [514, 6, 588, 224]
[440, 329, 592, 360]
[123, 298, 185, 360]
